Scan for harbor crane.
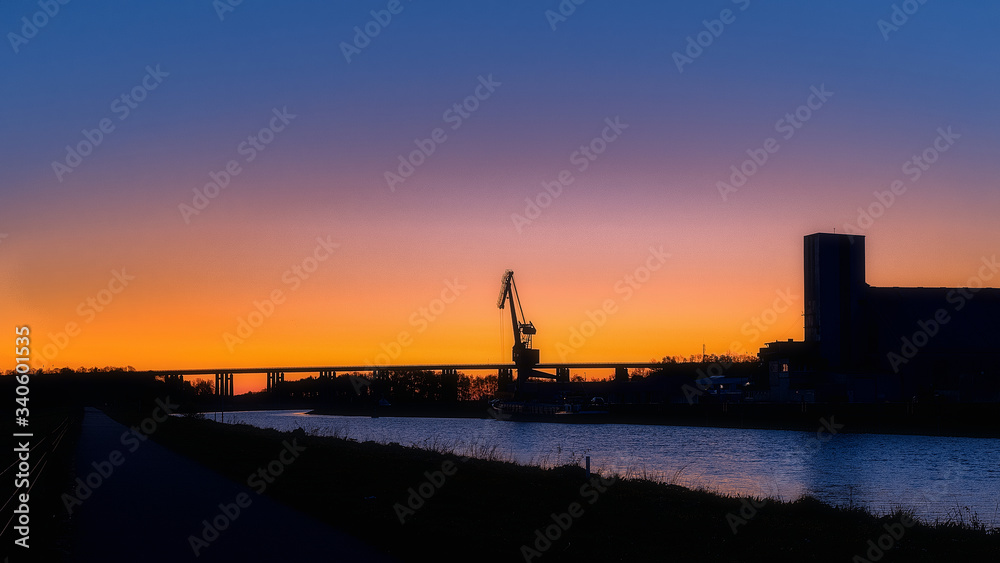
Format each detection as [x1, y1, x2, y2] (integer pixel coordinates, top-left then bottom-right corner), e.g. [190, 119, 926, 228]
[497, 270, 562, 390]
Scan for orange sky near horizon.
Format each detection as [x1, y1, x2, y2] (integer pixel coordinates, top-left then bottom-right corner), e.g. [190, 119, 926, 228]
[5, 190, 996, 389]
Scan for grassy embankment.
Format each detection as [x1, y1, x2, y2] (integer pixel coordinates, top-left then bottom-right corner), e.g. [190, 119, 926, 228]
[118, 411, 999, 562]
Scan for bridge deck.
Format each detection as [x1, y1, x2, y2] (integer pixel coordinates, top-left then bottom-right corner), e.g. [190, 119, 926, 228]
[147, 362, 664, 376]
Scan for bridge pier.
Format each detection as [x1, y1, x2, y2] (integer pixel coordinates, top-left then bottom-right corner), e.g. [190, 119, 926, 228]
[556, 367, 570, 382]
[441, 369, 459, 401]
[215, 372, 233, 396]
[318, 370, 335, 380]
[266, 371, 285, 391]
[615, 366, 629, 382]
[498, 368, 513, 392]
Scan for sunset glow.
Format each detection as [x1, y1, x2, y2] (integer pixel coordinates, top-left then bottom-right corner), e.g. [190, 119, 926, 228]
[3, 1, 997, 392]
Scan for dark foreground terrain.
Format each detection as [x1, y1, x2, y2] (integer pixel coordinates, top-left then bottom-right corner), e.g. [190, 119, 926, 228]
[5, 396, 999, 562]
[107, 410, 997, 562]
[7, 372, 998, 562]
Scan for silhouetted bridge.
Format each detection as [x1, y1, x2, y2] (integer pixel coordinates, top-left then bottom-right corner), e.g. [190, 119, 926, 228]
[148, 362, 664, 396]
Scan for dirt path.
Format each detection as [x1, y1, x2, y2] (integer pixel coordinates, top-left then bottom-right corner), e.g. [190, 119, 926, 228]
[68, 408, 395, 562]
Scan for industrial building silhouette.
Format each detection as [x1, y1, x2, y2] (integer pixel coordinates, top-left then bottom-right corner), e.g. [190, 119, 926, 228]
[760, 233, 1000, 403]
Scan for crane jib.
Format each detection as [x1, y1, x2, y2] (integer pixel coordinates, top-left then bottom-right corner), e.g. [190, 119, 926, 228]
[496, 270, 540, 384]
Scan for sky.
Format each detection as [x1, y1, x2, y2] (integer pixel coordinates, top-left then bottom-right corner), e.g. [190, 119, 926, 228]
[2, 0, 998, 391]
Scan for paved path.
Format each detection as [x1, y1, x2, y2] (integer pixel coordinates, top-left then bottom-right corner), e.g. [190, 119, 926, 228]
[70, 408, 395, 562]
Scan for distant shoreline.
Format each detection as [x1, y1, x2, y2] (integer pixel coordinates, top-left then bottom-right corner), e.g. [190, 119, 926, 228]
[291, 401, 1000, 439]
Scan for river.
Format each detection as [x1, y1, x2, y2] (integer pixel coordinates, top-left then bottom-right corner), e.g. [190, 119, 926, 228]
[208, 409, 1000, 527]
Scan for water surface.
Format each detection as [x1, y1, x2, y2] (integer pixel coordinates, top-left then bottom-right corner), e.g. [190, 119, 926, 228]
[209, 410, 1000, 526]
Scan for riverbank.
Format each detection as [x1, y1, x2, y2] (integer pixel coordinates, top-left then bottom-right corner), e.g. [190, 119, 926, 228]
[305, 400, 1000, 439]
[128, 411, 997, 562]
